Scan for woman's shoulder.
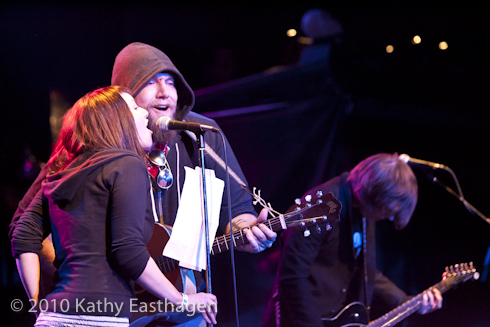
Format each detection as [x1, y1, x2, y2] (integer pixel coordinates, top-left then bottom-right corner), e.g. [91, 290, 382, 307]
[87, 149, 147, 177]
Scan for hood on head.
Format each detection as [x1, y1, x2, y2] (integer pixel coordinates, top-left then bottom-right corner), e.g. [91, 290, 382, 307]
[111, 42, 194, 119]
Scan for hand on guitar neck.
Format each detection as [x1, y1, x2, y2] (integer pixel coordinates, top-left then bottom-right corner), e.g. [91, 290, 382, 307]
[229, 208, 277, 253]
[418, 287, 442, 315]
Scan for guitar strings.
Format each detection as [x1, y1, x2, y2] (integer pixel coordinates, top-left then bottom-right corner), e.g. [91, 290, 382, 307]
[154, 202, 326, 270]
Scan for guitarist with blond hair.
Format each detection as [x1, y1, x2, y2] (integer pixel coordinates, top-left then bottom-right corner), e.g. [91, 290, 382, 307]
[262, 153, 442, 327]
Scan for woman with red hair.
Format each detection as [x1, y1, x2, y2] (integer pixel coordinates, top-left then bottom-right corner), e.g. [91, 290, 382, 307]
[11, 86, 217, 327]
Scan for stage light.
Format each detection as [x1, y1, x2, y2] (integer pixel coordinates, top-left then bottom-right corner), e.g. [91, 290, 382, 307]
[412, 35, 421, 44]
[297, 36, 313, 45]
[386, 45, 394, 53]
[439, 41, 448, 50]
[287, 29, 297, 37]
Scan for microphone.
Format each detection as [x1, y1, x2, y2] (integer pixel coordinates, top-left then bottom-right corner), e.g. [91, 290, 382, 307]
[398, 153, 447, 170]
[156, 116, 219, 134]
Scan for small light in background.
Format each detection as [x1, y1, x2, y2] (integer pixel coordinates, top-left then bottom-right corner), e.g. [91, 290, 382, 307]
[386, 45, 394, 53]
[297, 36, 313, 45]
[412, 35, 422, 44]
[439, 41, 448, 50]
[286, 29, 297, 37]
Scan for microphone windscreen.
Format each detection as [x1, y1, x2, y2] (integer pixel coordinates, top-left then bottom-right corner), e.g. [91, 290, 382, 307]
[156, 116, 171, 131]
[398, 154, 410, 163]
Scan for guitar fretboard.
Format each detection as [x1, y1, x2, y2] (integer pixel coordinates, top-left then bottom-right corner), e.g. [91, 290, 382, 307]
[368, 268, 477, 327]
[153, 196, 335, 274]
[154, 213, 297, 273]
[211, 215, 285, 254]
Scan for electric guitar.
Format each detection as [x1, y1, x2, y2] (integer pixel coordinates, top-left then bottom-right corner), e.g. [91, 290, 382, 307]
[134, 191, 342, 305]
[322, 262, 479, 327]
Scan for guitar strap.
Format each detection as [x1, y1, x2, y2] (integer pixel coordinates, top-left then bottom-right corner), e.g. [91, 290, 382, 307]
[180, 268, 197, 295]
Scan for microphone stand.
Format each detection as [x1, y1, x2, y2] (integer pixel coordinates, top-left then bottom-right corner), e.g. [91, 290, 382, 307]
[196, 131, 213, 326]
[428, 169, 490, 284]
[428, 174, 490, 226]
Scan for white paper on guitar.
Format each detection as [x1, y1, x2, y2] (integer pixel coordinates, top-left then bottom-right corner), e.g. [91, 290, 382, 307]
[163, 166, 224, 271]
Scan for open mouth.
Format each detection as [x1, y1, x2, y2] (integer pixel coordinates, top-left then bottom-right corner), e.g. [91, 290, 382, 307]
[155, 105, 168, 111]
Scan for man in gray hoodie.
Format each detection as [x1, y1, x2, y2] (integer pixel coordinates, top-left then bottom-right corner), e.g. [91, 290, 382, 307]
[111, 42, 274, 250]
[113, 42, 277, 326]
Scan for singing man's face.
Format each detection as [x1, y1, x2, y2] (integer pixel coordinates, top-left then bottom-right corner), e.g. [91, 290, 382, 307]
[134, 72, 179, 145]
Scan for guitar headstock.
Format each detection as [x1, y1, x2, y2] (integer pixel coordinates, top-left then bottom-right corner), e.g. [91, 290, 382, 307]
[284, 191, 341, 237]
[442, 262, 480, 282]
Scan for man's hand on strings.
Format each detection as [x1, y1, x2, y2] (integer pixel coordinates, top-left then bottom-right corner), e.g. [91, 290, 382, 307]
[418, 288, 443, 314]
[229, 208, 277, 253]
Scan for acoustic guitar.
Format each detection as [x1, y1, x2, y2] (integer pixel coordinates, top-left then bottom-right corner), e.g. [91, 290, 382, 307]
[133, 191, 342, 315]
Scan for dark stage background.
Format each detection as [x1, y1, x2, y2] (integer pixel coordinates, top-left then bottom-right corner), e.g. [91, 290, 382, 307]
[1, 3, 489, 327]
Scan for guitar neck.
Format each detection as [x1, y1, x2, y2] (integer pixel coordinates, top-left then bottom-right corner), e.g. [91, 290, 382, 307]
[367, 284, 438, 327]
[153, 193, 340, 275]
[368, 271, 472, 327]
[211, 215, 287, 254]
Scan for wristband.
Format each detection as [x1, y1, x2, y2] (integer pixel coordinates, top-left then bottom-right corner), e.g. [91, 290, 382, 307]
[181, 293, 188, 306]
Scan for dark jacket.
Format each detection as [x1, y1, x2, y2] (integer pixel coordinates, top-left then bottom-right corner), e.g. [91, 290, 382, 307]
[11, 149, 155, 318]
[263, 172, 408, 327]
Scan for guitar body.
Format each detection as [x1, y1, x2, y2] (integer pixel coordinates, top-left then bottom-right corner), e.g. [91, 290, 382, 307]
[133, 224, 183, 301]
[322, 302, 369, 327]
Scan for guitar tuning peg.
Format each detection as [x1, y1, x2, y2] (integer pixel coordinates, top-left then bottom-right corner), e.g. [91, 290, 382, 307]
[316, 190, 323, 198]
[316, 224, 321, 233]
[294, 198, 301, 211]
[305, 195, 312, 202]
[304, 228, 311, 238]
[325, 223, 332, 231]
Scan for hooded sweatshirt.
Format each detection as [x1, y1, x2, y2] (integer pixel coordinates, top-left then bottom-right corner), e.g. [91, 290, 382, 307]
[111, 42, 257, 236]
[111, 42, 194, 120]
[11, 149, 155, 318]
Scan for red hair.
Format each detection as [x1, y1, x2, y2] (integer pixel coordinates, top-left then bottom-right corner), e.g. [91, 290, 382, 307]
[48, 86, 146, 172]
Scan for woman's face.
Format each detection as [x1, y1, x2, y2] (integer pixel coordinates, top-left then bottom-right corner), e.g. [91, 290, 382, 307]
[121, 92, 153, 151]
